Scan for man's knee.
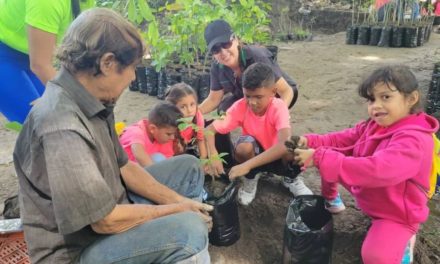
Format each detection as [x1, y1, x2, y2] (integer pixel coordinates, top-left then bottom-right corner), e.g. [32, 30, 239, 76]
[172, 212, 208, 254]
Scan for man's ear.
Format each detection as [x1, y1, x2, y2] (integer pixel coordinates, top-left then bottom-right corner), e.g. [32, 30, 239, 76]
[99, 52, 116, 75]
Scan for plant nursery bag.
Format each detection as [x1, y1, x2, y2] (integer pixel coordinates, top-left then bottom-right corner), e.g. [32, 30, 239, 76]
[282, 195, 333, 264]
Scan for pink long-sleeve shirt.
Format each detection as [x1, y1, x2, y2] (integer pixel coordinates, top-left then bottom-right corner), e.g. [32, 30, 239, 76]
[306, 113, 438, 225]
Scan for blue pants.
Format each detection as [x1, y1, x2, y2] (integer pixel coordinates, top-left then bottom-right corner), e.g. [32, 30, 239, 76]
[80, 155, 210, 263]
[0, 42, 44, 123]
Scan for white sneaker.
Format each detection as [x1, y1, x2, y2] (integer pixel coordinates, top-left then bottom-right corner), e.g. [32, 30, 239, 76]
[238, 174, 260, 206]
[282, 177, 313, 196]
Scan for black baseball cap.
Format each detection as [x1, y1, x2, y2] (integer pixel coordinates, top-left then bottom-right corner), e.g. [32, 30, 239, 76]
[204, 19, 233, 52]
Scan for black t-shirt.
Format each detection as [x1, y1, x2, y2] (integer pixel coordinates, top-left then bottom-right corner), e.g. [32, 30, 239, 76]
[209, 45, 296, 99]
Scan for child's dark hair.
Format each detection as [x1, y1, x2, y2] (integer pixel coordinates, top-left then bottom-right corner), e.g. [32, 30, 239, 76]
[165, 83, 198, 105]
[358, 65, 422, 113]
[148, 103, 183, 128]
[242, 62, 275, 91]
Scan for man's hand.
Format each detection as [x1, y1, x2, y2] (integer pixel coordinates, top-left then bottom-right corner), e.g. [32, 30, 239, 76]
[179, 198, 214, 231]
[293, 148, 315, 168]
[228, 163, 251, 179]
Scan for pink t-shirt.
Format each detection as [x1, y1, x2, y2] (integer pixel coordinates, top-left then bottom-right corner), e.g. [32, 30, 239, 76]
[119, 119, 174, 162]
[180, 110, 205, 144]
[213, 97, 290, 150]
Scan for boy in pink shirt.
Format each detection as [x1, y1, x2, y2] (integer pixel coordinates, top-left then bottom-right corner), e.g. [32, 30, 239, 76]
[206, 63, 312, 205]
[119, 103, 182, 167]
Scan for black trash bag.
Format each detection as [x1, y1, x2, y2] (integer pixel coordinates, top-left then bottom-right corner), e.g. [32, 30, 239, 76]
[417, 26, 425, 46]
[2, 194, 20, 219]
[391, 27, 404, 47]
[205, 178, 240, 247]
[378, 26, 392, 47]
[369, 26, 382, 46]
[146, 66, 158, 96]
[356, 25, 371, 45]
[198, 72, 210, 103]
[345, 25, 358, 45]
[157, 69, 167, 100]
[403, 27, 418, 48]
[282, 195, 333, 264]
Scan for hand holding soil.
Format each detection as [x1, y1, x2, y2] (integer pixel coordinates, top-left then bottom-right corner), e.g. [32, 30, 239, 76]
[285, 135, 308, 153]
[294, 148, 315, 168]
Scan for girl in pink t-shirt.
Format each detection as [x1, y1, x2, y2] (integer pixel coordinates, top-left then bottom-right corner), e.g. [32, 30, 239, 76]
[166, 83, 207, 162]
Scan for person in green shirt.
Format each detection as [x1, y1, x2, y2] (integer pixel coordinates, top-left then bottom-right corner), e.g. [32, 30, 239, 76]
[0, 0, 94, 123]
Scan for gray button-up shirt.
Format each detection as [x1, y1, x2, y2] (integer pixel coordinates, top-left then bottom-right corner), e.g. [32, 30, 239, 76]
[13, 68, 129, 263]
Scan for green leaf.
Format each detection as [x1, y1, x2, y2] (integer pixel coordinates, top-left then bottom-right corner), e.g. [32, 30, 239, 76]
[4, 122, 22, 132]
[127, 0, 136, 22]
[178, 122, 190, 131]
[138, 0, 154, 21]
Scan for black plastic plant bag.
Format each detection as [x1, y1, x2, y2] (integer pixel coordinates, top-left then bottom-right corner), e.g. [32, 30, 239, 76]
[282, 195, 333, 264]
[128, 80, 139, 92]
[135, 66, 148, 93]
[146, 66, 158, 96]
[356, 25, 371, 45]
[391, 27, 404, 47]
[166, 69, 181, 87]
[417, 26, 425, 46]
[345, 25, 358, 45]
[156, 69, 167, 100]
[425, 24, 432, 42]
[369, 26, 382, 46]
[403, 27, 418, 48]
[205, 177, 240, 247]
[197, 72, 210, 103]
[378, 26, 392, 47]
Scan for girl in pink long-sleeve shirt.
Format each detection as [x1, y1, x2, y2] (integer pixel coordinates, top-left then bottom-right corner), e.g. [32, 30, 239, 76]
[293, 65, 438, 264]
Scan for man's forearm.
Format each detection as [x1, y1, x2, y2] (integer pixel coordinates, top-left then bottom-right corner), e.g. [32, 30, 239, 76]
[121, 161, 183, 204]
[91, 203, 185, 234]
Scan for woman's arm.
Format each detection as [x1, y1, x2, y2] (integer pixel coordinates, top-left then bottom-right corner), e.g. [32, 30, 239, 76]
[27, 25, 57, 84]
[131, 143, 154, 167]
[199, 89, 224, 114]
[275, 77, 294, 107]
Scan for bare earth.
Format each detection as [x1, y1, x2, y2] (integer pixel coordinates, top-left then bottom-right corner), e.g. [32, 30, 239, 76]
[1, 32, 439, 263]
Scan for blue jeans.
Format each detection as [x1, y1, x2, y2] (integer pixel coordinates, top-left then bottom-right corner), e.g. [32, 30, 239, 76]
[79, 155, 209, 263]
[0, 42, 44, 123]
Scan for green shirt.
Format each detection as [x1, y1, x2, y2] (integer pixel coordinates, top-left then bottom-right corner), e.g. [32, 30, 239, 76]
[0, 0, 94, 54]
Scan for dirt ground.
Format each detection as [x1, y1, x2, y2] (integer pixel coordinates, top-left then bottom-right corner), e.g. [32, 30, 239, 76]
[1, 32, 440, 263]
